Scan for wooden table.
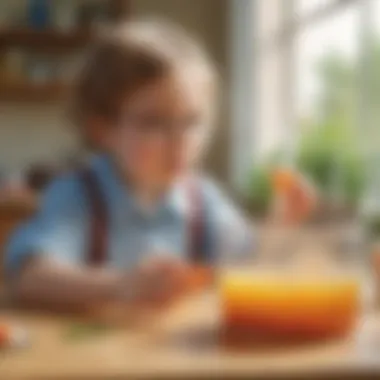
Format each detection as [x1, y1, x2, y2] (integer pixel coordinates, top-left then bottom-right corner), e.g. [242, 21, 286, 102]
[1, 294, 380, 380]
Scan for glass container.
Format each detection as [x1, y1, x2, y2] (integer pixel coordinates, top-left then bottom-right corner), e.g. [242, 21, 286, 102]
[218, 221, 375, 344]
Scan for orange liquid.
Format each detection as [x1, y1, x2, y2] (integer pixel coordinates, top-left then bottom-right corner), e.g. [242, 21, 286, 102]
[220, 272, 360, 342]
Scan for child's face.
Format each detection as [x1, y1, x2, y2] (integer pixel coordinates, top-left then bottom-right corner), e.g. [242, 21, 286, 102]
[105, 73, 209, 189]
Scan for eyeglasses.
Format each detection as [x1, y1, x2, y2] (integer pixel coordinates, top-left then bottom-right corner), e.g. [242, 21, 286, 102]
[118, 112, 205, 139]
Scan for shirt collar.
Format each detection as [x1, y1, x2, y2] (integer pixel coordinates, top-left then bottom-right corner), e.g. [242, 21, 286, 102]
[161, 179, 189, 219]
[91, 154, 189, 221]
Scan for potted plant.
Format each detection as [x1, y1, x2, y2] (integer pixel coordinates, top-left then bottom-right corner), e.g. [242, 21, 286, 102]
[245, 122, 365, 222]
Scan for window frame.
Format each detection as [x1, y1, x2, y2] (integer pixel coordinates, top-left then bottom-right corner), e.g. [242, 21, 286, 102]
[230, 0, 371, 192]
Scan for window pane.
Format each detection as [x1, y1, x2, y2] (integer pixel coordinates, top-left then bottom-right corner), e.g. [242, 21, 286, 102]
[364, 1, 380, 150]
[361, 0, 380, 213]
[295, 4, 361, 201]
[296, 6, 360, 120]
[296, 0, 338, 18]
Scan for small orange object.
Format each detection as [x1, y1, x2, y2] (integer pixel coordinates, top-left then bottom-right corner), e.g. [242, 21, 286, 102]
[0, 323, 11, 347]
[272, 168, 315, 224]
[272, 169, 298, 194]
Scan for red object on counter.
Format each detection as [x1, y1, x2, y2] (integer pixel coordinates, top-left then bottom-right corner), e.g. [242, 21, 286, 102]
[0, 323, 11, 347]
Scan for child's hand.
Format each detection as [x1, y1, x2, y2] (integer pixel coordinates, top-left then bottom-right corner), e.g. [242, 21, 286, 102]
[90, 258, 213, 325]
[118, 257, 191, 308]
[271, 169, 317, 225]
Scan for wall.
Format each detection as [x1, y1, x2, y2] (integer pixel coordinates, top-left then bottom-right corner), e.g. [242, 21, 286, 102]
[0, 0, 228, 179]
[0, 105, 77, 174]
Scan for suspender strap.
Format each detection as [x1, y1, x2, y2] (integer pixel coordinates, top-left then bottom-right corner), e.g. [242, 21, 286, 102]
[187, 180, 212, 264]
[79, 168, 108, 266]
[80, 167, 211, 266]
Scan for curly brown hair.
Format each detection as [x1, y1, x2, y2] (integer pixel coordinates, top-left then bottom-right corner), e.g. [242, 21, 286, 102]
[70, 19, 218, 134]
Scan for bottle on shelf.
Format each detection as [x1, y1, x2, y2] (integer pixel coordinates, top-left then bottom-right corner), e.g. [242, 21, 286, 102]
[27, 0, 51, 30]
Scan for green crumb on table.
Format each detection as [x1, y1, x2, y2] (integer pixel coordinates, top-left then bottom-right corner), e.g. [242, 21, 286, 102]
[64, 322, 113, 341]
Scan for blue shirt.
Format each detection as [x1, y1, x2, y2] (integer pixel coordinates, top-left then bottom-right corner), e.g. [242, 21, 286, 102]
[5, 155, 252, 275]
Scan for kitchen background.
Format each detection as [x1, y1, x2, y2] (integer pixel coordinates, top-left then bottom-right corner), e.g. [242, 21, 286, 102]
[1, 0, 380, 250]
[0, 0, 228, 195]
[0, 0, 229, 278]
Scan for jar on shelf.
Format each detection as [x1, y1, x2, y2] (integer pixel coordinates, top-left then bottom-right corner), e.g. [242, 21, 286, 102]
[4, 49, 27, 84]
[0, 2, 11, 29]
[27, 0, 51, 29]
[52, 0, 77, 32]
[26, 56, 53, 85]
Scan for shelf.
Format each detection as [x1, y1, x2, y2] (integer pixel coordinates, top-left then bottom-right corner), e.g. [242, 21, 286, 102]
[0, 194, 38, 215]
[0, 82, 68, 103]
[0, 29, 94, 51]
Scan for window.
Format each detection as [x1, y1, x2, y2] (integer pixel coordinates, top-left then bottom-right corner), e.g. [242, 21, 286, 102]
[297, 0, 337, 17]
[295, 2, 361, 199]
[235, 0, 376, 212]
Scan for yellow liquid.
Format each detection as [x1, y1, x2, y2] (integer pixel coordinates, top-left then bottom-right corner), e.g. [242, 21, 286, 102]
[220, 271, 361, 340]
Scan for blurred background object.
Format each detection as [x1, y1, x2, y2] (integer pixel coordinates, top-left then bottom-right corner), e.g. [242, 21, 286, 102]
[0, 0, 230, 284]
[1, 1, 380, 378]
[242, 1, 378, 228]
[0, 0, 379, 271]
[0, 0, 131, 282]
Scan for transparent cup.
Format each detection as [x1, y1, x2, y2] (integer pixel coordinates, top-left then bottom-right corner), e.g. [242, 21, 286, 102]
[218, 221, 375, 344]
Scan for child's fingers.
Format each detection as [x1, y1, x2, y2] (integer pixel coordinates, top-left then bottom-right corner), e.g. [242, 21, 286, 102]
[127, 256, 212, 309]
[140, 256, 189, 288]
[135, 257, 190, 306]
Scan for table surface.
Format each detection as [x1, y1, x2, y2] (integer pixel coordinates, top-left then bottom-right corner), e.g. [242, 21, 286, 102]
[1, 293, 380, 380]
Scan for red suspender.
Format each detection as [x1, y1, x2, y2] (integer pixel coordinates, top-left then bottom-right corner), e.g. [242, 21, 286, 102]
[80, 168, 206, 266]
[79, 168, 108, 266]
[187, 180, 207, 263]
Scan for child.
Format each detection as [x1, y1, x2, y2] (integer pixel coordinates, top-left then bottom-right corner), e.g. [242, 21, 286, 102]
[5, 20, 313, 312]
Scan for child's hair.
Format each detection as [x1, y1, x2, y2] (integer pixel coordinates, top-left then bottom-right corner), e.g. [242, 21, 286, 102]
[70, 19, 218, 131]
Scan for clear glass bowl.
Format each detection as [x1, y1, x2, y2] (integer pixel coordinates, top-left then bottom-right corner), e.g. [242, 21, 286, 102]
[218, 222, 374, 343]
